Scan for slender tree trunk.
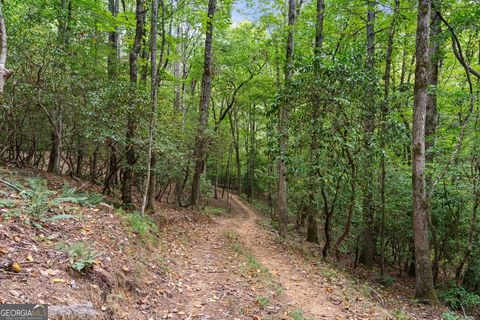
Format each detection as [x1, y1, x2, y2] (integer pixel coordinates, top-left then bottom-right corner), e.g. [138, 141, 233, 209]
[90, 145, 99, 181]
[48, 0, 70, 174]
[103, 141, 118, 194]
[228, 108, 242, 194]
[277, 0, 297, 238]
[334, 149, 356, 261]
[174, 23, 182, 113]
[380, 0, 400, 276]
[142, 0, 159, 214]
[105, 0, 119, 191]
[0, 2, 13, 101]
[248, 103, 255, 202]
[455, 159, 479, 285]
[76, 143, 84, 176]
[321, 188, 331, 257]
[426, 4, 441, 285]
[190, 0, 217, 206]
[145, 153, 157, 211]
[306, 0, 325, 244]
[107, 0, 119, 77]
[122, 0, 146, 207]
[360, 0, 376, 268]
[48, 120, 62, 173]
[412, 0, 437, 303]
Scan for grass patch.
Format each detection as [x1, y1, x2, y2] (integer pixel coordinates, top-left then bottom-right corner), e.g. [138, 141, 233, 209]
[116, 208, 159, 244]
[203, 205, 226, 217]
[224, 229, 270, 277]
[246, 254, 270, 275]
[391, 309, 415, 320]
[255, 296, 270, 308]
[224, 230, 239, 240]
[288, 308, 314, 320]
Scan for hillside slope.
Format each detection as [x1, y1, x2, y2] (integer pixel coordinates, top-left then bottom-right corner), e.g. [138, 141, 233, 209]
[0, 166, 448, 319]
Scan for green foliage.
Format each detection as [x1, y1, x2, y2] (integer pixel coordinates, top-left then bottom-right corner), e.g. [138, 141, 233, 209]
[58, 185, 103, 206]
[288, 308, 314, 320]
[58, 242, 100, 272]
[0, 199, 16, 208]
[442, 312, 473, 320]
[440, 286, 480, 315]
[380, 275, 395, 287]
[19, 179, 99, 221]
[246, 254, 269, 274]
[24, 179, 56, 217]
[203, 206, 226, 217]
[200, 174, 213, 200]
[115, 209, 159, 243]
[463, 254, 480, 295]
[392, 310, 414, 320]
[2, 0, 480, 311]
[255, 296, 270, 308]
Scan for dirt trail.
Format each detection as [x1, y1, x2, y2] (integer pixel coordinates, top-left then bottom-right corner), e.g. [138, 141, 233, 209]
[161, 194, 390, 319]
[226, 195, 347, 319]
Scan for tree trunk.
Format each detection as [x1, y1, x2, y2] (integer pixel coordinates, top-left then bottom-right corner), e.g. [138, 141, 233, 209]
[427, 5, 441, 284]
[142, 0, 159, 214]
[412, 0, 437, 303]
[76, 144, 84, 176]
[321, 188, 331, 258]
[190, 0, 216, 206]
[227, 110, 241, 195]
[248, 103, 255, 202]
[306, 0, 325, 244]
[380, 0, 400, 276]
[107, 0, 119, 78]
[334, 149, 356, 261]
[105, 0, 119, 190]
[145, 153, 157, 212]
[360, 0, 376, 268]
[48, 121, 62, 173]
[277, 0, 297, 238]
[0, 2, 13, 101]
[90, 146, 99, 183]
[122, 0, 146, 207]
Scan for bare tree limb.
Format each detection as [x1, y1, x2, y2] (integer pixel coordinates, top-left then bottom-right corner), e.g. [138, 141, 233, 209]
[429, 11, 477, 196]
[437, 12, 480, 80]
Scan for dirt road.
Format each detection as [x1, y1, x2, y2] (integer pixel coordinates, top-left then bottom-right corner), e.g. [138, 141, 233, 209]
[160, 194, 388, 319]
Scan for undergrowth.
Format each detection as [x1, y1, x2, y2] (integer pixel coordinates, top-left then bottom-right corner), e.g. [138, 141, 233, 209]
[2, 178, 103, 226]
[115, 208, 159, 244]
[58, 241, 100, 272]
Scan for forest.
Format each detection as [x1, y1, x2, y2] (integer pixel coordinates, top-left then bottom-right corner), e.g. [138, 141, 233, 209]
[0, 0, 480, 319]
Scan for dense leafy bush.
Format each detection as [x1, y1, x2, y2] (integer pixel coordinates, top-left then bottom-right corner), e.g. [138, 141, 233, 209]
[440, 286, 480, 317]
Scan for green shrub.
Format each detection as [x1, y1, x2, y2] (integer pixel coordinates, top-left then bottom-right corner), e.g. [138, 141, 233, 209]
[58, 242, 100, 272]
[200, 175, 213, 199]
[204, 206, 225, 216]
[380, 275, 396, 287]
[0, 199, 16, 208]
[288, 308, 314, 320]
[440, 286, 480, 316]
[442, 312, 473, 320]
[58, 184, 103, 206]
[256, 296, 270, 308]
[464, 256, 480, 295]
[116, 209, 159, 243]
[21, 179, 102, 221]
[24, 179, 56, 217]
